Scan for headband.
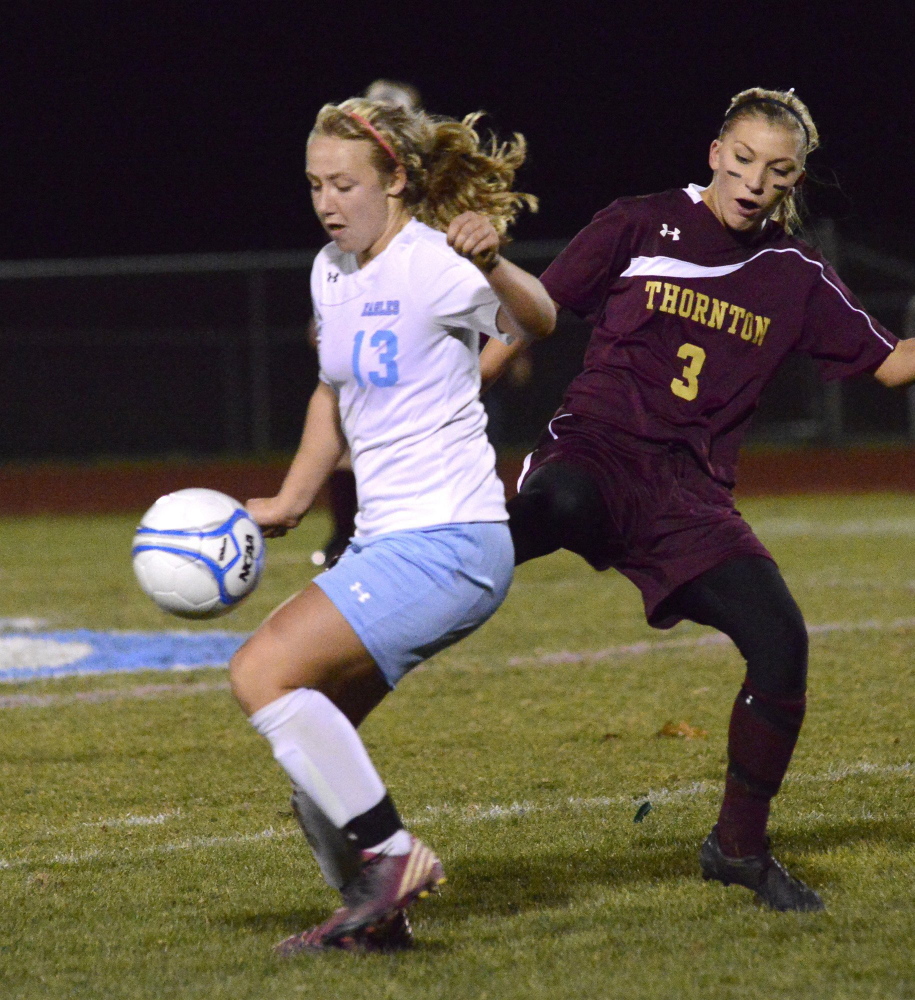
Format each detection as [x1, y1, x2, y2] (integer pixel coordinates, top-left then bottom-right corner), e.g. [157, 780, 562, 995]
[344, 111, 399, 163]
[723, 97, 810, 146]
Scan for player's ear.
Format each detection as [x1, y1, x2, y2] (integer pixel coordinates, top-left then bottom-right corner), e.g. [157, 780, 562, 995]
[386, 164, 408, 198]
[708, 139, 722, 171]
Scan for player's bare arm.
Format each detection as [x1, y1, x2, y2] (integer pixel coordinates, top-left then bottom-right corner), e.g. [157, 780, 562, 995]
[247, 381, 346, 537]
[479, 335, 528, 392]
[873, 338, 915, 388]
[447, 211, 556, 342]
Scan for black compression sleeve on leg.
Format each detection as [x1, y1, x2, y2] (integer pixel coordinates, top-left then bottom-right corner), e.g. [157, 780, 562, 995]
[507, 488, 562, 565]
[662, 556, 808, 697]
[508, 461, 614, 567]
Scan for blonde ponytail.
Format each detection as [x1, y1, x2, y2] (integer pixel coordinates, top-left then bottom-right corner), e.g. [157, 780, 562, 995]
[310, 100, 537, 242]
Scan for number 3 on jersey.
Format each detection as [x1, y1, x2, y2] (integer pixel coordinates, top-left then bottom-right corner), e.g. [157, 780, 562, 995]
[670, 343, 706, 401]
[352, 329, 399, 388]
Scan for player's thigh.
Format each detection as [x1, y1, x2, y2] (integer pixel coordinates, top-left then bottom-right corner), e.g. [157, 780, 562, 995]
[511, 459, 619, 567]
[230, 583, 380, 714]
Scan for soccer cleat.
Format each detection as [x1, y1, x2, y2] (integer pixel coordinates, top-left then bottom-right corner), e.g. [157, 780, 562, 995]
[274, 907, 414, 956]
[360, 908, 415, 952]
[329, 837, 446, 940]
[699, 827, 825, 912]
[274, 837, 443, 955]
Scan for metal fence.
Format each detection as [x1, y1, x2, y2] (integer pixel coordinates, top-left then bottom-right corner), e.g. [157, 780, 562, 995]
[2, 228, 914, 462]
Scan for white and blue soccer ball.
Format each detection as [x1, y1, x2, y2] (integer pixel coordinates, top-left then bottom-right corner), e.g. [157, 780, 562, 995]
[132, 488, 265, 619]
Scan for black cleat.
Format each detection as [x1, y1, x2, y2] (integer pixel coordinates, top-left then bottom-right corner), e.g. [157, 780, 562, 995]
[699, 827, 825, 912]
[359, 908, 415, 953]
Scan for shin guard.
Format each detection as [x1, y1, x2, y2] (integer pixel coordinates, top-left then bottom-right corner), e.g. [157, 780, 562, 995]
[291, 787, 361, 891]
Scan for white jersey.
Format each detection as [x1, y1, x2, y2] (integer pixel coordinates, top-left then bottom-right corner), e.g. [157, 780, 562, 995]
[311, 218, 513, 537]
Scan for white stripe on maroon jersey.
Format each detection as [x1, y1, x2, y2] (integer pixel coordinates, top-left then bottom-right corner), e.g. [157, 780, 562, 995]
[620, 248, 895, 350]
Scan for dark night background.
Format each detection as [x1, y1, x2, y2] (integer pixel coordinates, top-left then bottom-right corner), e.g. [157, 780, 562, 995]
[2, 2, 914, 464]
[3, 2, 914, 260]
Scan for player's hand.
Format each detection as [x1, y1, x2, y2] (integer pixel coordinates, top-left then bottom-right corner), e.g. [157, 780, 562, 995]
[246, 497, 306, 538]
[447, 211, 500, 271]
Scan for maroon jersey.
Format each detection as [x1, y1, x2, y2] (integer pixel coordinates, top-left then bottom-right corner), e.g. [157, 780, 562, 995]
[541, 185, 898, 486]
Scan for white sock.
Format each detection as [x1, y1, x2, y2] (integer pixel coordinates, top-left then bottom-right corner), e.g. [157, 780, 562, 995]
[250, 688, 387, 828]
[368, 829, 413, 856]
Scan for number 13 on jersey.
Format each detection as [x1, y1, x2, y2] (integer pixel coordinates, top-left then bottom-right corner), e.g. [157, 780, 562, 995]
[352, 329, 400, 388]
[670, 342, 706, 401]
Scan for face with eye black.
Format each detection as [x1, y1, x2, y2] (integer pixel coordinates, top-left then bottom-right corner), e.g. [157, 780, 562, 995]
[702, 115, 806, 233]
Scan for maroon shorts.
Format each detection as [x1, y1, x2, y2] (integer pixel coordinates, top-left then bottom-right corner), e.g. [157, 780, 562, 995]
[518, 413, 772, 628]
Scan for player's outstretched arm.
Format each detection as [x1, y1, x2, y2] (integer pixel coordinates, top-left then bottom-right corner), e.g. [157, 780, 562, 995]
[873, 338, 915, 388]
[479, 295, 564, 392]
[447, 211, 556, 343]
[479, 336, 527, 393]
[247, 382, 346, 537]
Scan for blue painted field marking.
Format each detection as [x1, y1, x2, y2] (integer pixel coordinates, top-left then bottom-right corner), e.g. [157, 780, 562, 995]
[0, 631, 250, 682]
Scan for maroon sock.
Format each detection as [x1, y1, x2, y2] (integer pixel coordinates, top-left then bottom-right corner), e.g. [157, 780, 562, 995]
[715, 680, 806, 857]
[328, 469, 357, 539]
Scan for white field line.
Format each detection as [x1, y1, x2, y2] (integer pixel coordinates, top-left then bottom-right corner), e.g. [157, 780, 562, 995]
[81, 809, 182, 829]
[0, 680, 231, 710]
[0, 617, 49, 632]
[32, 810, 185, 841]
[509, 616, 915, 667]
[0, 828, 289, 871]
[411, 780, 717, 825]
[754, 516, 915, 537]
[0, 761, 909, 872]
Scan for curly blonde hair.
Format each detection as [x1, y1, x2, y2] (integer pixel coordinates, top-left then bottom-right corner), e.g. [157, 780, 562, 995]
[309, 98, 537, 243]
[719, 88, 819, 233]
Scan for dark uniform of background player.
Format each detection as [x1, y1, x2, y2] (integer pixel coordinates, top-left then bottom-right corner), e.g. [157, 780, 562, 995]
[484, 86, 915, 911]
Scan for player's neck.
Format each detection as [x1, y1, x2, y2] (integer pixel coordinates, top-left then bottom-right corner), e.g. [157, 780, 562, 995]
[357, 207, 412, 268]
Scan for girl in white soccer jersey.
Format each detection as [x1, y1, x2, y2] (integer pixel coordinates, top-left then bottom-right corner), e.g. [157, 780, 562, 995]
[229, 98, 555, 954]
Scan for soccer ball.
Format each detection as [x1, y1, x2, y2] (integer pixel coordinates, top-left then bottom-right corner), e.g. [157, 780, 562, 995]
[132, 488, 266, 619]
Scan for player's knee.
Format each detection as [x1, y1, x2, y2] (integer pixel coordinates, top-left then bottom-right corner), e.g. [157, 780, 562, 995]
[513, 462, 609, 549]
[745, 602, 809, 697]
[229, 642, 265, 716]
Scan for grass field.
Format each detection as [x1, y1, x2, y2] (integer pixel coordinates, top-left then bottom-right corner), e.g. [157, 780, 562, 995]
[1, 494, 914, 999]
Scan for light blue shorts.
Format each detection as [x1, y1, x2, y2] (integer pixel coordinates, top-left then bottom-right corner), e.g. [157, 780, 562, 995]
[314, 521, 514, 687]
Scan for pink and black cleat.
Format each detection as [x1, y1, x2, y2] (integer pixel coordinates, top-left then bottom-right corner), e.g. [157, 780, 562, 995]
[274, 836, 444, 955]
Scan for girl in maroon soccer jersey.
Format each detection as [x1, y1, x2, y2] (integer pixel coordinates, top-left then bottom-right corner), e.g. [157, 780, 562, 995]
[486, 87, 915, 911]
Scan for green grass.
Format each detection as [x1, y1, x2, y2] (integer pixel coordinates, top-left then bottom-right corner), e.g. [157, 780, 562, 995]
[1, 495, 914, 999]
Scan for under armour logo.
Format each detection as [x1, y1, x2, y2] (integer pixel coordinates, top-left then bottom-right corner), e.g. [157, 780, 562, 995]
[660, 224, 680, 240]
[328, 271, 339, 282]
[350, 581, 371, 603]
